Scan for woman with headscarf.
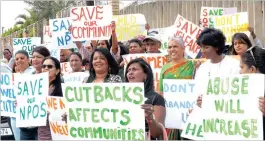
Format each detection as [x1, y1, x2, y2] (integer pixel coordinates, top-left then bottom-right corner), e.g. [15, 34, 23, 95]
[125, 58, 166, 140]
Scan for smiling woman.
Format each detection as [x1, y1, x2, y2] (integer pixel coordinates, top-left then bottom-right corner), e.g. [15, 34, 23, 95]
[84, 48, 122, 83]
[32, 46, 51, 74]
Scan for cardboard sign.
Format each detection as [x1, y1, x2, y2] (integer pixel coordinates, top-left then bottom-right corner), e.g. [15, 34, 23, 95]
[13, 37, 41, 58]
[50, 18, 77, 49]
[70, 5, 113, 41]
[174, 15, 203, 59]
[123, 53, 168, 92]
[43, 26, 52, 44]
[0, 73, 16, 117]
[60, 62, 72, 75]
[163, 79, 197, 129]
[62, 83, 145, 140]
[202, 74, 264, 140]
[63, 72, 89, 83]
[113, 14, 147, 41]
[181, 106, 205, 140]
[200, 7, 237, 28]
[47, 96, 68, 140]
[14, 72, 49, 127]
[211, 12, 249, 44]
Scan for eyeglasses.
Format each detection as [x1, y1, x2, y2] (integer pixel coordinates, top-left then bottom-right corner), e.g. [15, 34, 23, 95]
[246, 46, 257, 65]
[42, 64, 55, 69]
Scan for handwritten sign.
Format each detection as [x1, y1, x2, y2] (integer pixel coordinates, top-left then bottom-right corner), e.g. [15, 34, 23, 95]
[60, 62, 72, 75]
[43, 26, 52, 44]
[63, 72, 89, 83]
[50, 18, 77, 49]
[14, 72, 49, 127]
[202, 74, 264, 140]
[70, 5, 113, 41]
[200, 7, 237, 28]
[181, 106, 205, 140]
[163, 79, 197, 129]
[62, 83, 145, 140]
[47, 96, 68, 140]
[0, 73, 16, 117]
[113, 14, 147, 41]
[123, 53, 168, 92]
[174, 15, 203, 59]
[211, 12, 249, 44]
[13, 37, 41, 58]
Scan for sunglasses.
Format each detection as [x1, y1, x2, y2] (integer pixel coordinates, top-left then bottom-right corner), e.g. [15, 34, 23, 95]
[42, 64, 55, 69]
[246, 46, 257, 65]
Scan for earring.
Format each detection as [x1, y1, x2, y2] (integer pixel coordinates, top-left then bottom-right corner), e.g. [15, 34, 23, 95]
[108, 67, 111, 74]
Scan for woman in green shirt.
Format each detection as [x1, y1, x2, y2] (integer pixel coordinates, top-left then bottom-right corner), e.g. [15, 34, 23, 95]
[159, 36, 195, 140]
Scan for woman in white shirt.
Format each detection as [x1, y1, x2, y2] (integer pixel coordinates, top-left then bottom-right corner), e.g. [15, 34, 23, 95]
[194, 28, 240, 107]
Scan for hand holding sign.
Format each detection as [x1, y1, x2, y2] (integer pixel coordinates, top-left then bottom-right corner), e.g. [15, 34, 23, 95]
[196, 95, 202, 108]
[111, 21, 116, 32]
[258, 96, 265, 115]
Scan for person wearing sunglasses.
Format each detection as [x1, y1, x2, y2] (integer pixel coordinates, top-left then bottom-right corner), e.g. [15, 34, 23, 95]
[38, 57, 63, 140]
[240, 46, 265, 140]
[194, 28, 240, 108]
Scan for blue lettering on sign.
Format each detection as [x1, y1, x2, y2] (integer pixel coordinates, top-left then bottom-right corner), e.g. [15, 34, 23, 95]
[164, 82, 195, 93]
[165, 100, 195, 109]
[0, 74, 10, 85]
[57, 32, 73, 47]
[17, 78, 43, 96]
[181, 112, 188, 123]
[0, 99, 16, 113]
[19, 102, 46, 120]
[52, 19, 71, 32]
[13, 38, 32, 46]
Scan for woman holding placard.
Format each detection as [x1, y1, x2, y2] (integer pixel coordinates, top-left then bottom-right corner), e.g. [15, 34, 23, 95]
[125, 58, 167, 140]
[13, 50, 36, 140]
[159, 36, 195, 140]
[239, 46, 265, 139]
[38, 57, 63, 140]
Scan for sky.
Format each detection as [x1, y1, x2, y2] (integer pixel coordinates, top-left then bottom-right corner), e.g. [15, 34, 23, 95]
[1, 1, 29, 32]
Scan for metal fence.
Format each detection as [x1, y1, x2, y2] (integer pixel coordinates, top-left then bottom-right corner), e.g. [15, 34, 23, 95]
[3, 0, 265, 47]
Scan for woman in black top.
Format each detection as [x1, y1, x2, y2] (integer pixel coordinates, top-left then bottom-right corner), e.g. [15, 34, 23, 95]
[125, 58, 166, 139]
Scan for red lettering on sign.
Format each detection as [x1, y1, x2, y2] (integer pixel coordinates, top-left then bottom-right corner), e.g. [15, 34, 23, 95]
[71, 6, 104, 21]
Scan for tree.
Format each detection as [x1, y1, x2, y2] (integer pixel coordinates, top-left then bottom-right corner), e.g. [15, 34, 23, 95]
[24, 0, 76, 19]
[15, 8, 39, 26]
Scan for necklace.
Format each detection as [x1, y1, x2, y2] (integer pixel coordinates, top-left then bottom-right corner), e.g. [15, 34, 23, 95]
[208, 55, 225, 77]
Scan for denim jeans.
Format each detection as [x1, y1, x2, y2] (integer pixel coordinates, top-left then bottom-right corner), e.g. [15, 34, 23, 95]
[10, 118, 20, 141]
[20, 127, 38, 140]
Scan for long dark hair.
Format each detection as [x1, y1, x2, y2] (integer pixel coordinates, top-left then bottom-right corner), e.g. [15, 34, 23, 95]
[231, 33, 252, 55]
[125, 58, 154, 95]
[42, 57, 63, 97]
[241, 46, 265, 74]
[86, 48, 119, 82]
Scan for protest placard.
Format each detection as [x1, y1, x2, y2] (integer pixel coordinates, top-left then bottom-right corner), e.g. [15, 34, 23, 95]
[62, 83, 145, 140]
[174, 15, 203, 59]
[200, 7, 237, 28]
[50, 18, 77, 49]
[113, 14, 147, 41]
[70, 5, 113, 41]
[202, 74, 264, 140]
[0, 73, 16, 117]
[211, 12, 249, 44]
[181, 106, 205, 140]
[43, 26, 52, 44]
[63, 72, 89, 83]
[13, 37, 41, 58]
[14, 72, 49, 127]
[163, 79, 197, 129]
[123, 53, 168, 92]
[46, 96, 68, 140]
[60, 62, 72, 75]
[149, 26, 174, 54]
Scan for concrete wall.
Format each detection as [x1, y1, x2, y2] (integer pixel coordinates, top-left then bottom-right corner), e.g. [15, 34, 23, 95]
[120, 0, 265, 46]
